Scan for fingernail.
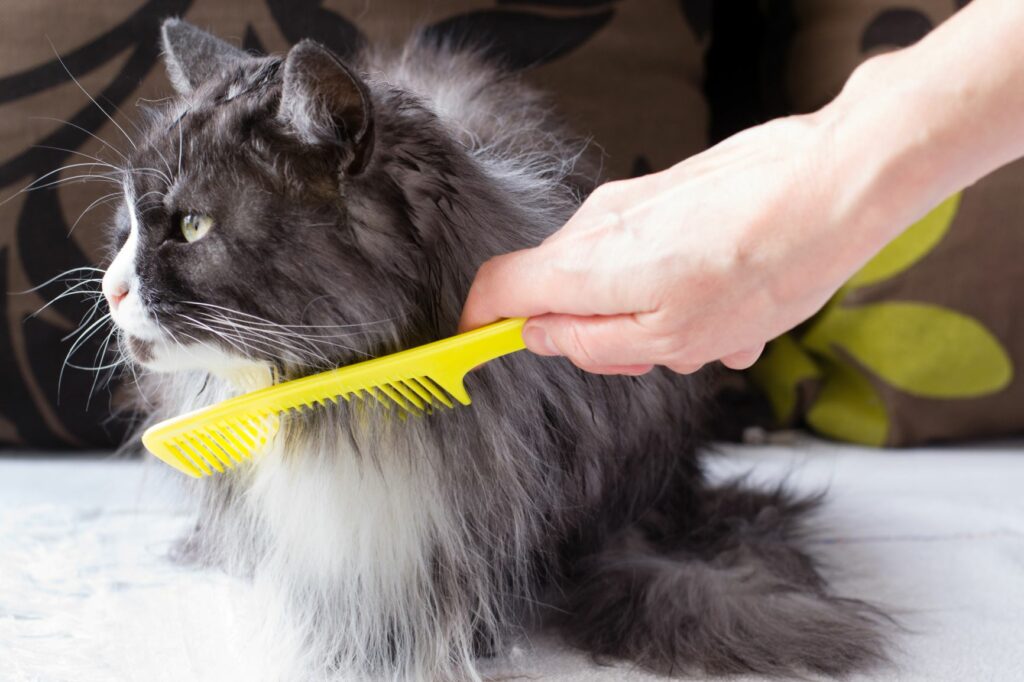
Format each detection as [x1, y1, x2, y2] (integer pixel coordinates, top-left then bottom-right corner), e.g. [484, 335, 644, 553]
[523, 325, 559, 356]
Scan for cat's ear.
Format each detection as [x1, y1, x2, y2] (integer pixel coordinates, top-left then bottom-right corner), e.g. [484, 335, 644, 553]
[278, 40, 374, 175]
[161, 18, 248, 95]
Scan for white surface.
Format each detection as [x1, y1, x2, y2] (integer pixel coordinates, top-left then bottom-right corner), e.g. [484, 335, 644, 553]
[1, 439, 1022, 681]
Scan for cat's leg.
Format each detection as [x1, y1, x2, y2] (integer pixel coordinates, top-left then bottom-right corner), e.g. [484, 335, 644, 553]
[171, 473, 262, 575]
[555, 484, 889, 676]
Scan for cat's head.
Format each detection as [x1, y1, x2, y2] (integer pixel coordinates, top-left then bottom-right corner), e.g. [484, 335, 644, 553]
[101, 20, 464, 380]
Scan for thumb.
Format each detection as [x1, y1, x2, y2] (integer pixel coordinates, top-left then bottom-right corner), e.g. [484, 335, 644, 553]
[522, 313, 663, 369]
[459, 248, 554, 333]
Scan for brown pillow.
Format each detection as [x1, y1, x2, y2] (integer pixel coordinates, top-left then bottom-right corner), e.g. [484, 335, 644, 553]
[750, 0, 1024, 446]
[0, 1, 707, 448]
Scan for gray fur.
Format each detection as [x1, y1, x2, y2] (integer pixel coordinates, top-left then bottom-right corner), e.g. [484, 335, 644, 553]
[106, 19, 888, 681]
[161, 18, 248, 94]
[278, 40, 374, 173]
[560, 485, 888, 676]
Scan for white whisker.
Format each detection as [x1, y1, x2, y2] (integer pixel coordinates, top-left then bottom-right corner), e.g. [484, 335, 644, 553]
[198, 312, 370, 360]
[31, 279, 103, 318]
[11, 267, 105, 294]
[59, 311, 113, 400]
[70, 192, 122, 234]
[177, 112, 184, 179]
[179, 314, 278, 360]
[0, 163, 121, 208]
[29, 116, 130, 164]
[49, 39, 138, 152]
[31, 145, 125, 175]
[185, 300, 402, 331]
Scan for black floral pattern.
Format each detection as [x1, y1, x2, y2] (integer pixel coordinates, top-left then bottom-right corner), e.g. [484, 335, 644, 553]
[2, 0, 684, 449]
[1, 0, 191, 447]
[861, 9, 933, 52]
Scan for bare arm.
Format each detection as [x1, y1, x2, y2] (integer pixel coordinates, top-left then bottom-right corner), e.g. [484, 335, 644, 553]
[459, 0, 1024, 375]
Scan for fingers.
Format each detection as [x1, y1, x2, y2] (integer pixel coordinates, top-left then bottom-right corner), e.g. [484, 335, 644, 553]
[460, 185, 650, 333]
[459, 250, 541, 332]
[458, 240, 633, 333]
[522, 313, 663, 369]
[522, 313, 765, 376]
[665, 361, 705, 375]
[720, 344, 765, 370]
[459, 246, 600, 333]
[573, 364, 655, 376]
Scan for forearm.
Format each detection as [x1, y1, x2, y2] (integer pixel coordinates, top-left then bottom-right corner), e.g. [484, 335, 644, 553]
[822, 0, 1024, 253]
[461, 0, 1024, 371]
[892, 0, 1024, 191]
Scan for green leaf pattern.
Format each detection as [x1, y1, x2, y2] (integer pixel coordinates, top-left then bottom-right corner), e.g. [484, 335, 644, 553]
[752, 193, 1014, 446]
[842, 194, 959, 290]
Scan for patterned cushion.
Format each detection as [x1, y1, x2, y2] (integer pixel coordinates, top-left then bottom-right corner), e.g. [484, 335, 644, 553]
[750, 0, 1024, 446]
[0, 0, 708, 448]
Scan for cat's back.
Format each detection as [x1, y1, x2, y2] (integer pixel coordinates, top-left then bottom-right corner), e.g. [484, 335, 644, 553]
[362, 36, 599, 193]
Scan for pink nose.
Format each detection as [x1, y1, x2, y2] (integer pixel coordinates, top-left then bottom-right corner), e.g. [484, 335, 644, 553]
[106, 282, 129, 309]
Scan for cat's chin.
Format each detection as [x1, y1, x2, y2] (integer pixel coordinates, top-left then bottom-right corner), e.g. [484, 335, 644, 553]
[124, 336, 155, 364]
[129, 336, 274, 390]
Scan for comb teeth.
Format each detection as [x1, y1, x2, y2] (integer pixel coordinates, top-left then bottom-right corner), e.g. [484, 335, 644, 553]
[315, 375, 460, 417]
[153, 375, 461, 478]
[339, 375, 458, 418]
[159, 414, 280, 478]
[144, 318, 528, 478]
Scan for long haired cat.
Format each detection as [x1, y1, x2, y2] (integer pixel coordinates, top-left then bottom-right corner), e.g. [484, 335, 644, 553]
[98, 18, 885, 681]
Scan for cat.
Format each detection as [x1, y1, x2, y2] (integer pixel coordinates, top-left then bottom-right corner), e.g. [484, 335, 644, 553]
[97, 18, 886, 682]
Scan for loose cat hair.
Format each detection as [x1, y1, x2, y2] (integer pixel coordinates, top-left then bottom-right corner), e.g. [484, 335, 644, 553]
[100, 18, 887, 681]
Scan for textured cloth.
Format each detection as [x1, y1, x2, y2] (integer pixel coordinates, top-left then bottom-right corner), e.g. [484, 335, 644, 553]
[750, 0, 1024, 446]
[2, 439, 1022, 681]
[0, 0, 707, 449]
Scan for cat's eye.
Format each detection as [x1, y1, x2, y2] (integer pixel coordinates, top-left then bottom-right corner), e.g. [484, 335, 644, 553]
[180, 213, 214, 243]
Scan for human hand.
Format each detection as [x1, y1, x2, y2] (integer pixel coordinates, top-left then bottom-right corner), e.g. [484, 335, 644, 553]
[460, 0, 1024, 377]
[460, 99, 922, 375]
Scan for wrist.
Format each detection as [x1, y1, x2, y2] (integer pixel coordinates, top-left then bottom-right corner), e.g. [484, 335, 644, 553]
[809, 50, 970, 267]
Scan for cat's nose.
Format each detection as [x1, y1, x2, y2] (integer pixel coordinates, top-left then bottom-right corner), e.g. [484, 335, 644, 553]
[103, 279, 129, 310]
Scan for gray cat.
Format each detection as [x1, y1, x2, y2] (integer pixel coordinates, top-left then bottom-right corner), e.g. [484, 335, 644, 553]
[98, 18, 885, 682]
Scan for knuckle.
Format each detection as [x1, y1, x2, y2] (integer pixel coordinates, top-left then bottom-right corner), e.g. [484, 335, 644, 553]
[721, 358, 744, 370]
[475, 255, 501, 281]
[562, 323, 599, 367]
[667, 360, 704, 375]
[723, 345, 765, 370]
[572, 362, 616, 376]
[651, 334, 685, 362]
[474, 254, 518, 299]
[603, 207, 625, 235]
[664, 345, 700, 369]
[588, 180, 624, 206]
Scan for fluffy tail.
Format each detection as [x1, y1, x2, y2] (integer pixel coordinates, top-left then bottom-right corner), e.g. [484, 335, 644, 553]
[558, 484, 888, 677]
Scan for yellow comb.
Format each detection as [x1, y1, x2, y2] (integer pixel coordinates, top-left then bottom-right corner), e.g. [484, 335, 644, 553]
[142, 318, 526, 478]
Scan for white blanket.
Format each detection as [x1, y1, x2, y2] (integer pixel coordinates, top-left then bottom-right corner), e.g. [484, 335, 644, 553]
[2, 439, 1022, 681]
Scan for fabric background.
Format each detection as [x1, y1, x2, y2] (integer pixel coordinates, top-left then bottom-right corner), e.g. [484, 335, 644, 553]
[748, 0, 1024, 446]
[0, 0, 708, 450]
